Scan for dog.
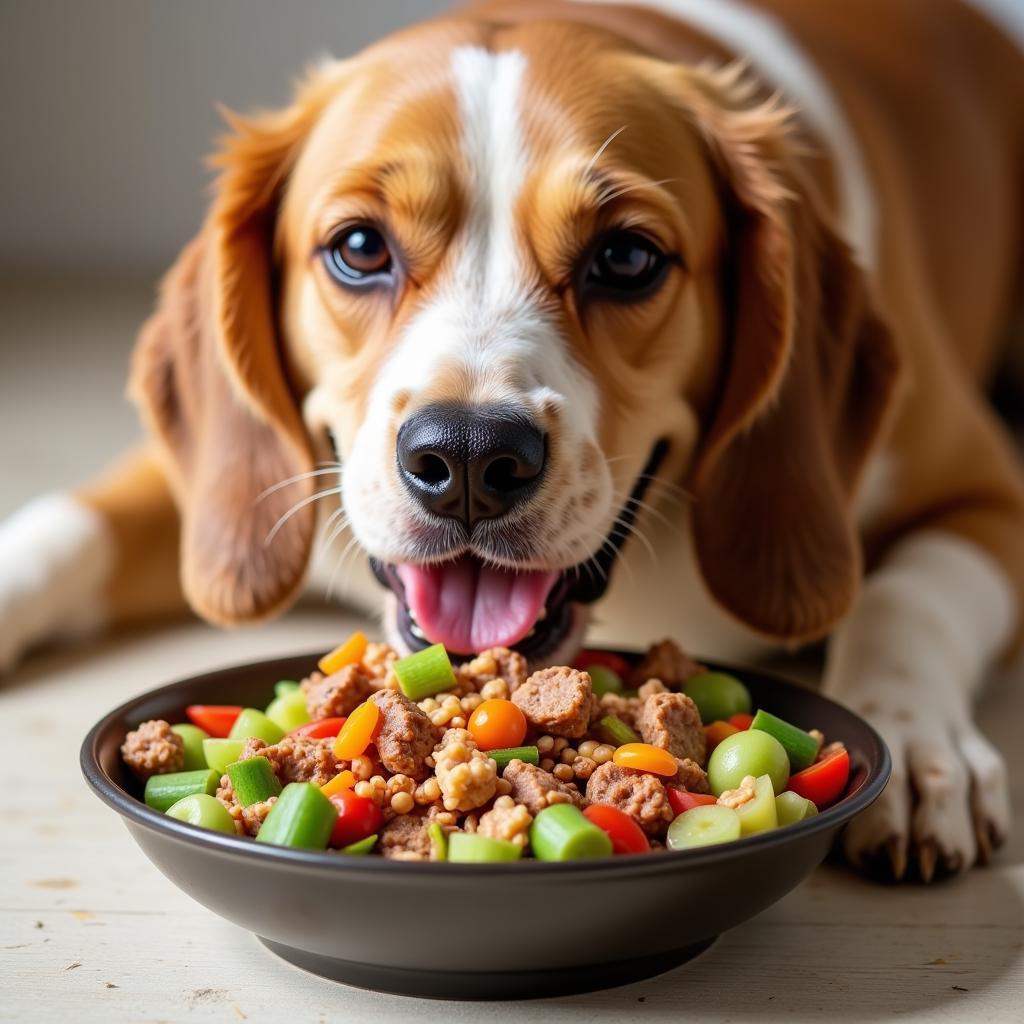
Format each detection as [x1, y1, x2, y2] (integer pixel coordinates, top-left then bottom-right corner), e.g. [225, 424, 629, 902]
[1, 0, 1022, 882]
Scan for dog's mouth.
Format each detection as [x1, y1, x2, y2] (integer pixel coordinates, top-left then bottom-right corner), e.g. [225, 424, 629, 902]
[370, 441, 667, 659]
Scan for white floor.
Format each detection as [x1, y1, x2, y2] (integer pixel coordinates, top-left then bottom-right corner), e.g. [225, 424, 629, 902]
[2, 280, 1023, 1022]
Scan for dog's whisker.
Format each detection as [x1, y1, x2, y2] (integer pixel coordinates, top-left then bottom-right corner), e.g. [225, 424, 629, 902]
[583, 124, 628, 179]
[256, 465, 342, 503]
[264, 485, 343, 546]
[597, 177, 680, 207]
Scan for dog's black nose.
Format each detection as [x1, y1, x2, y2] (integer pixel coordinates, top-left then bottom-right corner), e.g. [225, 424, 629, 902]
[396, 404, 547, 528]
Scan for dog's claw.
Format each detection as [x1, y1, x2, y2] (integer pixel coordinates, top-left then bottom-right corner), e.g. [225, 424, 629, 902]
[917, 840, 938, 883]
[886, 835, 908, 881]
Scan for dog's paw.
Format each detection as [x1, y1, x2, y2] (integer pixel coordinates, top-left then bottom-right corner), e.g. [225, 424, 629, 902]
[841, 704, 1010, 882]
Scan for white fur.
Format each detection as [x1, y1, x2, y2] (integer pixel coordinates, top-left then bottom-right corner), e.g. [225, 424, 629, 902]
[0, 493, 114, 671]
[825, 532, 1016, 872]
[342, 46, 611, 570]
[575, 0, 877, 269]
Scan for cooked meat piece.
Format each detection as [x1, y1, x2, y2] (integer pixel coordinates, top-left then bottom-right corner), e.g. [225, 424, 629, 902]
[239, 735, 338, 785]
[595, 691, 641, 729]
[302, 664, 373, 719]
[503, 759, 583, 815]
[371, 690, 439, 782]
[362, 642, 399, 689]
[432, 728, 497, 811]
[672, 758, 710, 794]
[457, 646, 529, 693]
[512, 667, 593, 738]
[378, 814, 433, 861]
[635, 691, 706, 765]
[629, 639, 705, 689]
[585, 761, 673, 837]
[121, 720, 184, 780]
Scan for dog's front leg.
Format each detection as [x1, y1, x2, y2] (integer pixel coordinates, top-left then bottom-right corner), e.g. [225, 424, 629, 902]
[823, 531, 1016, 881]
[0, 445, 186, 672]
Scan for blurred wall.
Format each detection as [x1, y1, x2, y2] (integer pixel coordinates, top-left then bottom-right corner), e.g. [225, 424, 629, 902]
[0, 0, 450, 279]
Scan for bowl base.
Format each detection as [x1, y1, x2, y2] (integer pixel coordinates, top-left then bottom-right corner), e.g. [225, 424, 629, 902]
[258, 935, 717, 999]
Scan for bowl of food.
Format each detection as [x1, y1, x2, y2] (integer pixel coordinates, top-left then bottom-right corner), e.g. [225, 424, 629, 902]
[81, 637, 889, 999]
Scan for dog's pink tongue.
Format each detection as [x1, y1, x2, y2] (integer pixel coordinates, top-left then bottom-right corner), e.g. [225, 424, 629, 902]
[396, 560, 559, 654]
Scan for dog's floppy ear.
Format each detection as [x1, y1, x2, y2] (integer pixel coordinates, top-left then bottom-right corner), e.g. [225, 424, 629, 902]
[130, 80, 334, 625]
[684, 69, 902, 642]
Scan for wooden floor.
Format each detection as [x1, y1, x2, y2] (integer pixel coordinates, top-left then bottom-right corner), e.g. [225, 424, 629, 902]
[3, 281, 1023, 1022]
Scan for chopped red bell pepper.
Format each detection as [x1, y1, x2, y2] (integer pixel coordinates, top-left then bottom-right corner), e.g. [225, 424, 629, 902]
[571, 649, 632, 678]
[328, 788, 383, 848]
[728, 713, 754, 731]
[583, 803, 650, 854]
[786, 748, 850, 809]
[667, 788, 718, 816]
[185, 705, 242, 738]
[288, 717, 347, 739]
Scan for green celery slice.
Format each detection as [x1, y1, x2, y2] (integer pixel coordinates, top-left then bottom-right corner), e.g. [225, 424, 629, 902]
[225, 756, 281, 807]
[144, 768, 219, 812]
[428, 822, 448, 861]
[256, 783, 337, 850]
[202, 738, 247, 775]
[447, 832, 522, 863]
[750, 709, 819, 772]
[393, 644, 456, 700]
[171, 723, 209, 771]
[165, 793, 236, 834]
[599, 715, 639, 747]
[530, 804, 613, 861]
[339, 834, 378, 856]
[487, 746, 540, 771]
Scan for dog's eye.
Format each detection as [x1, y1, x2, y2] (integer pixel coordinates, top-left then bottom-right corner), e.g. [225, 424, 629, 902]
[324, 225, 392, 284]
[586, 230, 667, 295]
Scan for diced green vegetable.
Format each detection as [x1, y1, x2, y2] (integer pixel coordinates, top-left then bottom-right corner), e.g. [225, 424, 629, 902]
[750, 709, 819, 772]
[666, 804, 741, 850]
[202, 738, 247, 775]
[393, 643, 456, 700]
[171, 723, 209, 771]
[428, 822, 448, 861]
[684, 672, 752, 725]
[339, 834, 378, 856]
[228, 708, 285, 745]
[586, 665, 624, 697]
[447, 832, 522, 863]
[707, 730, 789, 795]
[530, 804, 613, 861]
[165, 793, 236, 834]
[735, 774, 778, 835]
[486, 746, 540, 770]
[274, 680, 301, 698]
[775, 790, 818, 826]
[144, 768, 219, 813]
[256, 783, 338, 850]
[264, 689, 310, 733]
[598, 715, 640, 747]
[226, 756, 282, 807]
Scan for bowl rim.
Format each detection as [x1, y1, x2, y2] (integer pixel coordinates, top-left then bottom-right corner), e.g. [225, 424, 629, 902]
[81, 648, 890, 878]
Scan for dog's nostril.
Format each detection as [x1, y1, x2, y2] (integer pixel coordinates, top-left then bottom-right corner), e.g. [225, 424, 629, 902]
[410, 452, 450, 486]
[483, 455, 525, 493]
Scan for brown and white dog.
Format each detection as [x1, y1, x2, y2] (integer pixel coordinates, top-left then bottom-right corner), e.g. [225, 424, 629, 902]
[2, 0, 1022, 881]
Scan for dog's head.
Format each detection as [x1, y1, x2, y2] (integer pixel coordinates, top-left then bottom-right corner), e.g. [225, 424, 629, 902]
[132, 17, 899, 660]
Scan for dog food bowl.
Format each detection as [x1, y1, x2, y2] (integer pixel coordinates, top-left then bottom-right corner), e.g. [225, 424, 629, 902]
[81, 650, 889, 999]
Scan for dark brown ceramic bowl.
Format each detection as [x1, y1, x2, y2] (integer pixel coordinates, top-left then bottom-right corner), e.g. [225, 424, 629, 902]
[81, 650, 889, 1000]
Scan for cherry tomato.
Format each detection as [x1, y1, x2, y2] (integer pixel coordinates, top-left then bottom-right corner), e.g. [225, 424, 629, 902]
[185, 705, 242, 738]
[786, 749, 850, 809]
[468, 699, 527, 751]
[729, 713, 755, 731]
[333, 700, 381, 759]
[612, 742, 678, 777]
[288, 717, 347, 739]
[704, 720, 740, 753]
[667, 789, 718, 817]
[572, 649, 632, 678]
[328, 788, 383, 848]
[583, 804, 650, 855]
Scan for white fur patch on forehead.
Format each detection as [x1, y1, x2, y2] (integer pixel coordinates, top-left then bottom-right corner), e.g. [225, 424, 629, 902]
[450, 45, 530, 304]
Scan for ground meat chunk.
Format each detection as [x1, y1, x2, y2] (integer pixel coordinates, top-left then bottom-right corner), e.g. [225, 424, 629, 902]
[477, 796, 533, 848]
[302, 664, 373, 719]
[457, 647, 529, 693]
[512, 667, 592, 739]
[629, 639, 705, 689]
[239, 736, 339, 785]
[378, 814, 433, 861]
[370, 690, 439, 782]
[635, 691, 706, 766]
[586, 761, 673, 837]
[673, 757, 710, 794]
[502, 759, 583, 815]
[362, 642, 399, 689]
[595, 692, 641, 729]
[121, 720, 184, 780]
[432, 728, 497, 811]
